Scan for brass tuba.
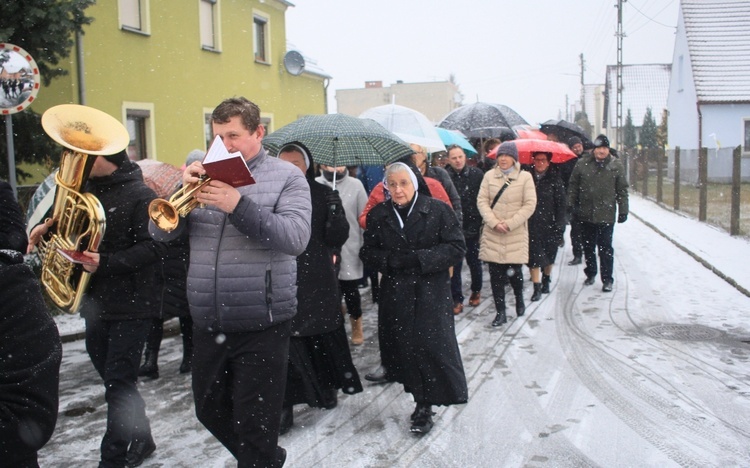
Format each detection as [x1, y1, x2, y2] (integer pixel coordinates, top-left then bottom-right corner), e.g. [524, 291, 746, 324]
[37, 104, 130, 313]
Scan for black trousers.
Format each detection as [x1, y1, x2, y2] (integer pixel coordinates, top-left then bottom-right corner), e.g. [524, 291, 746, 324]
[85, 317, 152, 468]
[192, 320, 291, 468]
[451, 235, 483, 303]
[581, 221, 615, 283]
[339, 279, 362, 319]
[487, 263, 524, 311]
[569, 216, 584, 258]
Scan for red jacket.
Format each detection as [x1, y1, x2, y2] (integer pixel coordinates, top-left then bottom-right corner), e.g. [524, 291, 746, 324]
[358, 177, 452, 229]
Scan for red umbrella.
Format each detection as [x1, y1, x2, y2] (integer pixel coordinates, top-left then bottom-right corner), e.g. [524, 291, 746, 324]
[136, 160, 182, 198]
[515, 125, 548, 140]
[487, 139, 577, 165]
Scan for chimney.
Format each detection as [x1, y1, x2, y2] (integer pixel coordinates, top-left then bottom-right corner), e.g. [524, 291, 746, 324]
[365, 81, 383, 88]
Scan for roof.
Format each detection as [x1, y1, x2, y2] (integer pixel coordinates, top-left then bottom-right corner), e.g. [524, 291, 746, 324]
[681, 0, 750, 102]
[604, 64, 671, 128]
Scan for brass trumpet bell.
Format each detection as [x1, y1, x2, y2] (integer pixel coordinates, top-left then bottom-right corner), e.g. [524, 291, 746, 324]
[148, 177, 211, 232]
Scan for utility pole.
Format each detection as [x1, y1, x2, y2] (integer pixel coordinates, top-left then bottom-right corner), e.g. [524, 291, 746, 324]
[615, 0, 627, 151]
[580, 53, 586, 116]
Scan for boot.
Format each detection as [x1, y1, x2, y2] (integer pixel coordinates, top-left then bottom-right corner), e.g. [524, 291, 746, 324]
[125, 434, 155, 467]
[515, 296, 526, 317]
[541, 274, 551, 294]
[491, 288, 507, 327]
[179, 316, 193, 374]
[530, 283, 542, 302]
[410, 403, 435, 434]
[350, 316, 364, 346]
[509, 270, 526, 317]
[138, 320, 162, 380]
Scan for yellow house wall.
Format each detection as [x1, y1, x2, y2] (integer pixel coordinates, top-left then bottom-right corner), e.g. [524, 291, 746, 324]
[34, 0, 326, 169]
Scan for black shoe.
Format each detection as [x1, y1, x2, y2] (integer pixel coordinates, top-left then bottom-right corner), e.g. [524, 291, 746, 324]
[491, 311, 507, 327]
[322, 388, 338, 409]
[364, 366, 393, 383]
[410, 404, 434, 434]
[602, 282, 613, 292]
[279, 407, 293, 435]
[515, 296, 525, 317]
[125, 436, 156, 467]
[138, 352, 159, 380]
[275, 446, 287, 467]
[568, 256, 582, 266]
[541, 275, 550, 294]
[583, 276, 596, 286]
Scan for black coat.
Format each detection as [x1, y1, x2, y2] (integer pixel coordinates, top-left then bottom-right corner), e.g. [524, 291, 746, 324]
[0, 181, 27, 252]
[446, 165, 485, 239]
[526, 166, 567, 268]
[0, 251, 61, 467]
[291, 178, 349, 337]
[360, 194, 468, 406]
[157, 237, 189, 319]
[79, 161, 166, 321]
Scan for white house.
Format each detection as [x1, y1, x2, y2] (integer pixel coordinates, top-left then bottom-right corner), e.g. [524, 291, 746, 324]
[667, 0, 750, 152]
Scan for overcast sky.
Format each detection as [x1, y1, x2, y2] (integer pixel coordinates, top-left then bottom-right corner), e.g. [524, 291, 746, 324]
[286, 0, 679, 125]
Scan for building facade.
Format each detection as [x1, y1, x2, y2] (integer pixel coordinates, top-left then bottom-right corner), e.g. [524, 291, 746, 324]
[336, 80, 461, 123]
[34, 0, 328, 169]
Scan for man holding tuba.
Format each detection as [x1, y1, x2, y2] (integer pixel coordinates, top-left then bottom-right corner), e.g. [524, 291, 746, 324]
[29, 149, 165, 468]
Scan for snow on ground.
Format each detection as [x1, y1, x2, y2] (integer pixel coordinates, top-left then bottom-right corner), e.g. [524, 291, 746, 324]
[40, 193, 750, 467]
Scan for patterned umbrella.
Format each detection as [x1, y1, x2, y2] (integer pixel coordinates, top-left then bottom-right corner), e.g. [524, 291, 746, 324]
[136, 159, 182, 198]
[263, 114, 414, 167]
[438, 102, 528, 140]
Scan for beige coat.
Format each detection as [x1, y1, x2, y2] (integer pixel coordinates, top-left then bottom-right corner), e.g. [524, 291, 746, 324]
[477, 163, 537, 265]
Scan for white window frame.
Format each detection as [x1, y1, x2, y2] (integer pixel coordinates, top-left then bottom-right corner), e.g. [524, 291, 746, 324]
[118, 0, 151, 35]
[252, 11, 270, 64]
[199, 0, 221, 51]
[743, 118, 750, 155]
[122, 102, 156, 161]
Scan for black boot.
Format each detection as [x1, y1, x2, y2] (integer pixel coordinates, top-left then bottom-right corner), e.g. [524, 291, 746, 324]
[515, 296, 526, 317]
[138, 320, 162, 380]
[541, 274, 551, 294]
[491, 285, 507, 327]
[125, 434, 156, 467]
[530, 283, 542, 302]
[179, 316, 193, 374]
[410, 403, 435, 434]
[509, 268, 526, 317]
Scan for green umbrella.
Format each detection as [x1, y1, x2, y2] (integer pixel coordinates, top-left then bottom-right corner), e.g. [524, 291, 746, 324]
[263, 113, 414, 168]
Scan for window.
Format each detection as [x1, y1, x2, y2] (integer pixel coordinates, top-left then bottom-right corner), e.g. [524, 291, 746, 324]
[126, 109, 150, 160]
[253, 15, 268, 62]
[744, 119, 750, 153]
[204, 112, 214, 150]
[200, 0, 220, 51]
[119, 0, 150, 34]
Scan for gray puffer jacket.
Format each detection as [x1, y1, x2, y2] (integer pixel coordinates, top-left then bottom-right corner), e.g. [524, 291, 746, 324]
[152, 148, 311, 333]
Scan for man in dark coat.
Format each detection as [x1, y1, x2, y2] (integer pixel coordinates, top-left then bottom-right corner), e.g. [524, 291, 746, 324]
[276, 143, 362, 435]
[0, 188, 62, 468]
[361, 162, 467, 435]
[445, 144, 485, 314]
[558, 136, 586, 265]
[29, 151, 165, 467]
[567, 135, 629, 292]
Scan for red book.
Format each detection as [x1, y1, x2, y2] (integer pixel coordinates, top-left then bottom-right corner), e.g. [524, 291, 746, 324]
[202, 136, 256, 187]
[57, 248, 98, 266]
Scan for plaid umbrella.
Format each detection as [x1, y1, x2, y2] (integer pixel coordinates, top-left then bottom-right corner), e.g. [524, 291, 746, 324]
[263, 114, 414, 167]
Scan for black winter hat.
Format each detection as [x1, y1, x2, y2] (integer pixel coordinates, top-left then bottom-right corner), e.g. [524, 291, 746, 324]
[593, 134, 610, 148]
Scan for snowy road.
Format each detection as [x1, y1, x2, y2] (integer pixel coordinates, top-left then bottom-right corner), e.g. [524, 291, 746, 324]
[39, 210, 750, 467]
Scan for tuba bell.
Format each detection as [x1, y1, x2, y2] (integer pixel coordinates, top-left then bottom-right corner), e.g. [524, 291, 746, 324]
[37, 104, 130, 313]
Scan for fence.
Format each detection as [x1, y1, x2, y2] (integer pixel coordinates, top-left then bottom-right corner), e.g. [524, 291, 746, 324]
[623, 145, 749, 238]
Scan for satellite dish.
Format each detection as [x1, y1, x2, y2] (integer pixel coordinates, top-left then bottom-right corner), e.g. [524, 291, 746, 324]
[283, 50, 305, 76]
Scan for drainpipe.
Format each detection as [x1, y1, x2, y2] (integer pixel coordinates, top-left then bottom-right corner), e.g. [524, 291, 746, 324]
[76, 31, 86, 105]
[696, 101, 702, 149]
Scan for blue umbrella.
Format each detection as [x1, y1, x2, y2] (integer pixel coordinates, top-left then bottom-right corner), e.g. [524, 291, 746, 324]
[435, 127, 477, 156]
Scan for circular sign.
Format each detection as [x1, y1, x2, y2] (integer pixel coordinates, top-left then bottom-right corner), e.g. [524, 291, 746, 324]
[0, 43, 41, 115]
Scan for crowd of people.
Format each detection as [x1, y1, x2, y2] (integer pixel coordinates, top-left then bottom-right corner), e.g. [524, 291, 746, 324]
[1, 96, 629, 468]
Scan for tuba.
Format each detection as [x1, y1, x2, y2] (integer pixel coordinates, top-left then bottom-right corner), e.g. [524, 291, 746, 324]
[37, 104, 130, 313]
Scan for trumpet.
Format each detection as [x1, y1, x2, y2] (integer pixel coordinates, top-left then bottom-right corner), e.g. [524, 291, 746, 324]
[148, 176, 211, 232]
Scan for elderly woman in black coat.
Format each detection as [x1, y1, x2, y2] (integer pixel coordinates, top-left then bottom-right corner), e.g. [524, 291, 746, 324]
[526, 151, 567, 301]
[277, 143, 362, 435]
[360, 162, 467, 435]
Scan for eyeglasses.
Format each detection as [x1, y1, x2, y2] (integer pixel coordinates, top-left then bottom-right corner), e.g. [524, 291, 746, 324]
[386, 180, 413, 191]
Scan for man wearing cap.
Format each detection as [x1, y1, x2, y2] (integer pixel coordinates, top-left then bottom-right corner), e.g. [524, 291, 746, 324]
[561, 136, 586, 265]
[567, 134, 629, 292]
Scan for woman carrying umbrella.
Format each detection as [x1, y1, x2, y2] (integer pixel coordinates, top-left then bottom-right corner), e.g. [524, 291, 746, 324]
[477, 141, 537, 327]
[360, 162, 467, 435]
[525, 151, 567, 301]
[276, 143, 363, 435]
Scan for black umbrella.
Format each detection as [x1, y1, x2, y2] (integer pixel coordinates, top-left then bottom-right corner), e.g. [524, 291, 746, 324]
[539, 119, 594, 149]
[438, 102, 528, 140]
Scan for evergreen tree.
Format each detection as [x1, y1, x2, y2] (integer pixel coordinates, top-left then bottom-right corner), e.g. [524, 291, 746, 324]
[656, 109, 668, 149]
[640, 107, 658, 149]
[574, 111, 593, 140]
[623, 109, 637, 148]
[0, 0, 94, 181]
